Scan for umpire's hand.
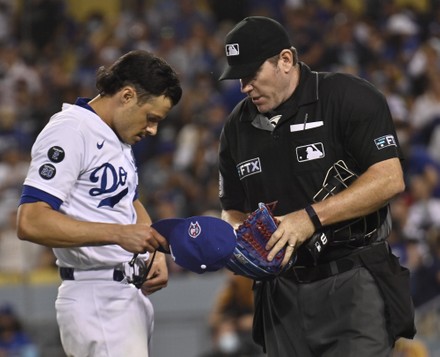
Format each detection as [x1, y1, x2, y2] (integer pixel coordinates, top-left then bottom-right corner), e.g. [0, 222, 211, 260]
[266, 209, 315, 266]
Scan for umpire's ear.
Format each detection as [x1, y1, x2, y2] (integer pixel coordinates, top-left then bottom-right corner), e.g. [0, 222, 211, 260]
[279, 49, 294, 72]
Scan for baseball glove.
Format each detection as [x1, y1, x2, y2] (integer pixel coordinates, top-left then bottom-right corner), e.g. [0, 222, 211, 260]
[226, 202, 295, 280]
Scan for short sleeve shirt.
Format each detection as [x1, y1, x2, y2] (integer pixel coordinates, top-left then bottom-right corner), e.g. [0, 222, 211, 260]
[219, 63, 402, 217]
[20, 99, 147, 268]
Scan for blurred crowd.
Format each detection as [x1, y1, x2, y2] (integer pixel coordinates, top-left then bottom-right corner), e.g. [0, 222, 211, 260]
[0, 0, 439, 337]
[0, 303, 39, 357]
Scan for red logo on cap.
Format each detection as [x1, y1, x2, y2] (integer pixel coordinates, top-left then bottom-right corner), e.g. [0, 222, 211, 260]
[188, 221, 201, 238]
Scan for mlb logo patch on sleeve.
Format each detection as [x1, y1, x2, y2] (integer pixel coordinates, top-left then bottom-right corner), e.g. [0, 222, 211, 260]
[374, 135, 397, 150]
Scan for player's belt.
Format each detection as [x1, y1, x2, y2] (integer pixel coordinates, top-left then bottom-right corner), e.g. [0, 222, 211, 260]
[283, 242, 387, 283]
[59, 267, 124, 282]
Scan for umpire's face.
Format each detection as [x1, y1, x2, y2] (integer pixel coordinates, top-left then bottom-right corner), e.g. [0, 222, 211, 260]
[240, 49, 298, 113]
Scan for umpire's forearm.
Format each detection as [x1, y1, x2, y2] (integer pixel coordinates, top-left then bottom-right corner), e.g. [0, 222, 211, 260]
[312, 158, 405, 227]
[221, 209, 248, 230]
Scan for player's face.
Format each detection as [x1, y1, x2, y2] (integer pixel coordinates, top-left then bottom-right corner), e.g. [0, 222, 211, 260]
[115, 95, 172, 145]
[240, 56, 292, 113]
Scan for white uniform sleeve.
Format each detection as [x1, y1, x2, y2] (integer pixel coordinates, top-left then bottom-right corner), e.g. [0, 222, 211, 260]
[24, 114, 85, 202]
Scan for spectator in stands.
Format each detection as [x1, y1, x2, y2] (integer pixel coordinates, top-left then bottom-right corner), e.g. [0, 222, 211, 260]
[408, 68, 440, 133]
[201, 272, 262, 357]
[0, 304, 39, 357]
[0, 209, 47, 274]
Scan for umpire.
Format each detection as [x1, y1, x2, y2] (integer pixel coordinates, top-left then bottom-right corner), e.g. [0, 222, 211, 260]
[218, 16, 416, 357]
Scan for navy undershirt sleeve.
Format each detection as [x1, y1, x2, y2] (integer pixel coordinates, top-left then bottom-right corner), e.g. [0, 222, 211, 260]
[19, 185, 63, 211]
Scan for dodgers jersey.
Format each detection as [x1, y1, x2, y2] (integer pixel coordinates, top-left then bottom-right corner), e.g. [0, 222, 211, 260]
[20, 98, 148, 269]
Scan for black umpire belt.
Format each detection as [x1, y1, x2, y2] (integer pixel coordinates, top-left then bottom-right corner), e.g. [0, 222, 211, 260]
[59, 267, 124, 282]
[283, 243, 387, 283]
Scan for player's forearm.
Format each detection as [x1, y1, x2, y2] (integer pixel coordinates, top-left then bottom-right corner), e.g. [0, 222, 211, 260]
[311, 158, 404, 227]
[134, 199, 152, 225]
[17, 202, 124, 248]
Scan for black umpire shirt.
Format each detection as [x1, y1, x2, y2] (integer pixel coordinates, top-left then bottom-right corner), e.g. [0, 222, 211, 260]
[219, 62, 403, 264]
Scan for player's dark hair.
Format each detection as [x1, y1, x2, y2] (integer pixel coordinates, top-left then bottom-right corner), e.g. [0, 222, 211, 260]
[96, 50, 182, 106]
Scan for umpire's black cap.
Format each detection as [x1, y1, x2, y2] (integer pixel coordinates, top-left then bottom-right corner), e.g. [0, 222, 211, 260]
[219, 16, 291, 80]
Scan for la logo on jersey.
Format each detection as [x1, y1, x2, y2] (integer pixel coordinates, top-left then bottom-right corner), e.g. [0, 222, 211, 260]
[188, 221, 201, 239]
[226, 44, 239, 56]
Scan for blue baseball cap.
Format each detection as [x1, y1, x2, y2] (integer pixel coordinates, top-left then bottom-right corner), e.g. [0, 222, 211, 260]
[152, 216, 237, 274]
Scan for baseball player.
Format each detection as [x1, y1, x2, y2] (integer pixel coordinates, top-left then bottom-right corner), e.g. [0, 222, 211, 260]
[16, 50, 182, 357]
[218, 17, 416, 357]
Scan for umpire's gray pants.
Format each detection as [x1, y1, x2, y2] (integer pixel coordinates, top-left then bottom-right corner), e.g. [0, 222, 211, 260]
[256, 267, 393, 357]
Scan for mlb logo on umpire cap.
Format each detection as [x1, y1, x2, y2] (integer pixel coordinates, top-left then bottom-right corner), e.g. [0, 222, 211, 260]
[219, 16, 291, 80]
[152, 216, 237, 274]
[226, 44, 240, 56]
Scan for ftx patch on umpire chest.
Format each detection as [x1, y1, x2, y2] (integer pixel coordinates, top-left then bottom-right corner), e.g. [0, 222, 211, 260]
[236, 157, 262, 180]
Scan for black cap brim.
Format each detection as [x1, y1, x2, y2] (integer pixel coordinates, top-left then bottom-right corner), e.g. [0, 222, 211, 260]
[219, 59, 265, 80]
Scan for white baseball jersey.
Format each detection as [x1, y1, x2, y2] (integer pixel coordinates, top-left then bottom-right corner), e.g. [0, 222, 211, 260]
[21, 98, 148, 268]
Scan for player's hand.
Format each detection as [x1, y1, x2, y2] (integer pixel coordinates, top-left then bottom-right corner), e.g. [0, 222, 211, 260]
[265, 209, 315, 266]
[140, 252, 168, 296]
[117, 224, 169, 254]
